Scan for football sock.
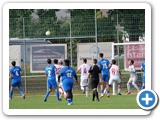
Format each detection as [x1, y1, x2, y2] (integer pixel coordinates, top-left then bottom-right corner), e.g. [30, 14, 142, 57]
[127, 83, 131, 92]
[141, 86, 145, 89]
[118, 88, 121, 93]
[94, 90, 99, 100]
[132, 83, 139, 91]
[44, 91, 50, 100]
[85, 87, 89, 97]
[9, 90, 13, 99]
[92, 91, 95, 101]
[103, 89, 106, 94]
[106, 90, 110, 94]
[101, 90, 104, 94]
[67, 98, 72, 103]
[56, 90, 60, 100]
[18, 89, 24, 95]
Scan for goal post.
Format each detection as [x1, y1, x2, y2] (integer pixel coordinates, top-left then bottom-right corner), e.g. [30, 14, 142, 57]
[111, 42, 145, 95]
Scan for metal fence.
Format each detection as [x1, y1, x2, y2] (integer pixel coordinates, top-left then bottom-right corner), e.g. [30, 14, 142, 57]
[9, 72, 143, 95]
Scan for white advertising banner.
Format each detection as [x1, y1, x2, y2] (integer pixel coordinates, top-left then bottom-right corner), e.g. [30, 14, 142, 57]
[9, 45, 21, 69]
[77, 42, 113, 67]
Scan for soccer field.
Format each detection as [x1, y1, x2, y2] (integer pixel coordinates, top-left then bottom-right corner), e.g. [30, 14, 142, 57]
[9, 94, 140, 109]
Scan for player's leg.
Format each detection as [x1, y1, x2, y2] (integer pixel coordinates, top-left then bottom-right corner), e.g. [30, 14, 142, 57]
[9, 81, 16, 99]
[17, 81, 25, 99]
[59, 86, 64, 99]
[85, 85, 89, 97]
[92, 79, 99, 101]
[132, 77, 140, 93]
[108, 78, 113, 94]
[91, 79, 95, 101]
[105, 75, 110, 98]
[82, 79, 89, 97]
[141, 76, 145, 89]
[69, 81, 74, 105]
[44, 80, 52, 102]
[99, 75, 105, 98]
[80, 79, 85, 94]
[117, 79, 122, 95]
[66, 82, 74, 105]
[9, 87, 14, 100]
[127, 78, 132, 95]
[52, 79, 61, 101]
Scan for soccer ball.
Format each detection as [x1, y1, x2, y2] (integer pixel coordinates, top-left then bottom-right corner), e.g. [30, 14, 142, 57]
[46, 30, 50, 36]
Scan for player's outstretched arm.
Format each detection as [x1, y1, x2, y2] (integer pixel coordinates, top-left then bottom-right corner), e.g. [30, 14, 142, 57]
[118, 69, 122, 79]
[9, 74, 12, 79]
[86, 73, 91, 83]
[74, 75, 78, 84]
[20, 71, 24, 76]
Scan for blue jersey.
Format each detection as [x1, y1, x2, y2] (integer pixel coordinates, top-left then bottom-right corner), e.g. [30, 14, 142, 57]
[141, 61, 145, 77]
[98, 58, 110, 75]
[10, 66, 22, 81]
[58, 66, 76, 82]
[45, 65, 56, 81]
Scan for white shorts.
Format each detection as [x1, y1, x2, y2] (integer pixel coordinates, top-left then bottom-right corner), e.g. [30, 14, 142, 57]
[109, 76, 121, 85]
[128, 76, 137, 83]
[80, 79, 89, 87]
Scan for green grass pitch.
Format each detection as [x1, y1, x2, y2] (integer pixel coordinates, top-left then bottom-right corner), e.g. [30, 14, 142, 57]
[9, 94, 140, 109]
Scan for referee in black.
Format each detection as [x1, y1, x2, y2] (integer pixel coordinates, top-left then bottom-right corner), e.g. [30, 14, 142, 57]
[87, 59, 101, 101]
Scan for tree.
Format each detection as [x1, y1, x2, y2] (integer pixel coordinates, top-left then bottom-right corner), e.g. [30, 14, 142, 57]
[107, 9, 145, 41]
[9, 9, 34, 18]
[9, 9, 34, 38]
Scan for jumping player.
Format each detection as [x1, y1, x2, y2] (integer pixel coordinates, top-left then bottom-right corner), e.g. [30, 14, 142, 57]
[58, 60, 66, 98]
[58, 59, 78, 105]
[109, 59, 122, 95]
[141, 60, 145, 89]
[44, 58, 61, 102]
[53, 59, 64, 98]
[77, 58, 90, 97]
[126, 60, 140, 95]
[9, 61, 25, 100]
[98, 53, 111, 98]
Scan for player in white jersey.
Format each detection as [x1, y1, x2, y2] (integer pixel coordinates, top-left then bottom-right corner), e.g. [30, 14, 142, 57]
[108, 59, 122, 95]
[126, 60, 140, 95]
[77, 58, 90, 97]
[53, 59, 64, 98]
[58, 60, 66, 98]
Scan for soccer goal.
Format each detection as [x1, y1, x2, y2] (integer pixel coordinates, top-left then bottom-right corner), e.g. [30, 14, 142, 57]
[111, 42, 145, 95]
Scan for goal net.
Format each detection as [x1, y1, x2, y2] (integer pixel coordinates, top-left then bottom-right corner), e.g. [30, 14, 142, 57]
[111, 42, 145, 95]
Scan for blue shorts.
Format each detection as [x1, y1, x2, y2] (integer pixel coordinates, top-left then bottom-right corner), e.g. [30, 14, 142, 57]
[62, 79, 74, 91]
[11, 80, 22, 88]
[102, 75, 109, 82]
[142, 76, 145, 84]
[47, 80, 58, 89]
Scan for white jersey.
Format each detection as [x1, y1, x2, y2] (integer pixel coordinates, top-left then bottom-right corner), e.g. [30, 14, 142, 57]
[109, 64, 120, 78]
[78, 63, 90, 80]
[59, 65, 64, 70]
[54, 64, 61, 85]
[54, 64, 61, 75]
[128, 65, 137, 78]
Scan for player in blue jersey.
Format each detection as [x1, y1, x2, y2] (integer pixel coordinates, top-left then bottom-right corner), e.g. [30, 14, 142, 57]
[44, 58, 61, 102]
[58, 59, 78, 105]
[141, 60, 145, 89]
[98, 53, 111, 98]
[9, 61, 25, 100]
